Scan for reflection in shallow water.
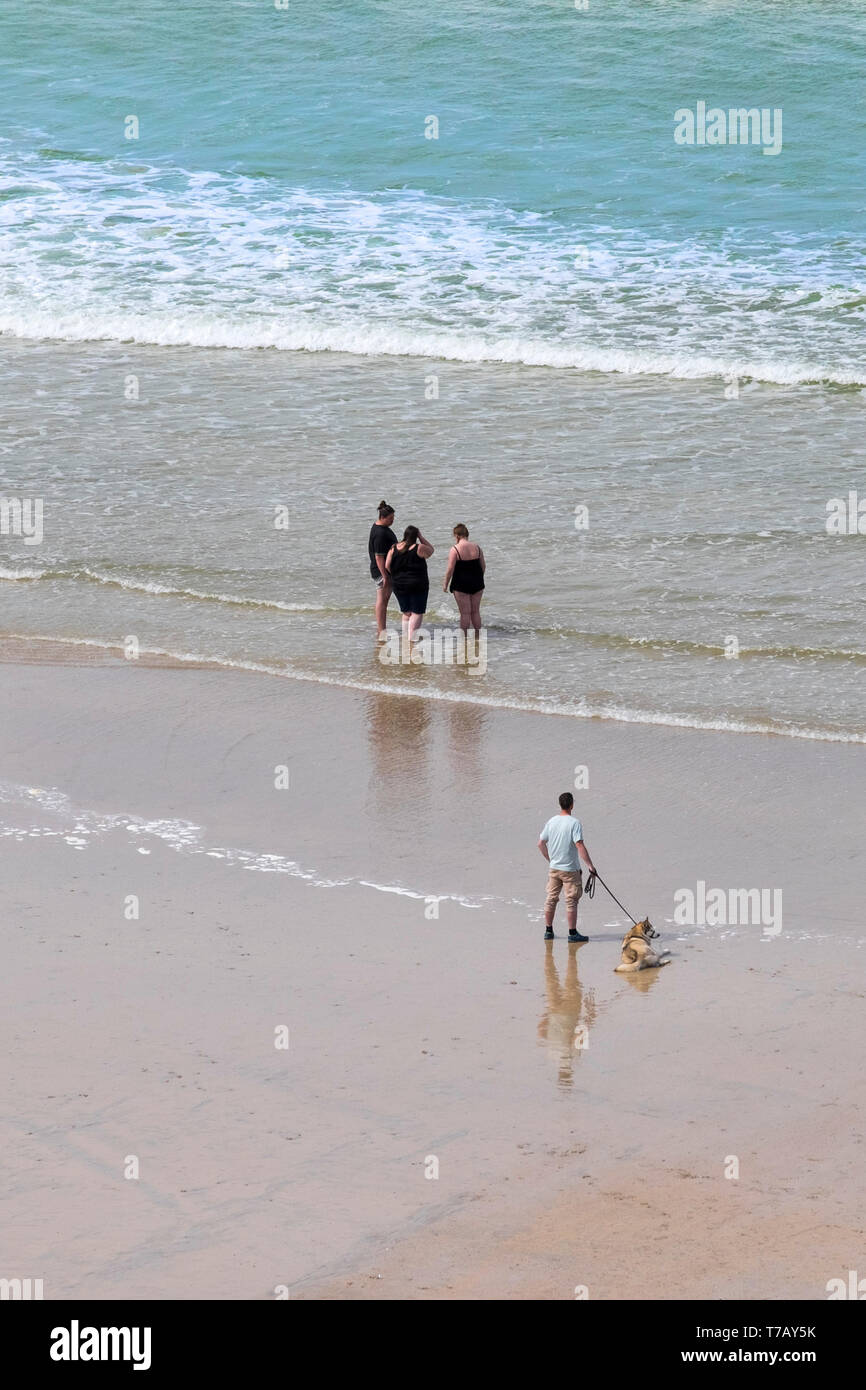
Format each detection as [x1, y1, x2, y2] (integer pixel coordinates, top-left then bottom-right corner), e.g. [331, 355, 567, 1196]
[363, 689, 432, 826]
[537, 942, 597, 1088]
[618, 966, 668, 995]
[445, 699, 487, 795]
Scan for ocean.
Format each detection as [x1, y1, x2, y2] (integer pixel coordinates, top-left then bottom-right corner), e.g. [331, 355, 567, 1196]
[1, 0, 864, 740]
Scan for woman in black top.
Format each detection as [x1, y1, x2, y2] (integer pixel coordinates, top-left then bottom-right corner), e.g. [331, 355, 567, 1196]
[386, 525, 435, 639]
[442, 523, 485, 635]
[369, 499, 397, 637]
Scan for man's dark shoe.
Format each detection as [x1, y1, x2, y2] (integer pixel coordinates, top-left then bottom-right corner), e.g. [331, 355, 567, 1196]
[544, 928, 555, 941]
[568, 930, 588, 943]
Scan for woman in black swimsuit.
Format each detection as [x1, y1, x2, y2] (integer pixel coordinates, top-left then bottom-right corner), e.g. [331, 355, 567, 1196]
[386, 524, 435, 640]
[442, 523, 485, 636]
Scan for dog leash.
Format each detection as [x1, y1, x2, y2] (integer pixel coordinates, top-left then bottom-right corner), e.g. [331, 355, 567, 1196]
[584, 869, 639, 926]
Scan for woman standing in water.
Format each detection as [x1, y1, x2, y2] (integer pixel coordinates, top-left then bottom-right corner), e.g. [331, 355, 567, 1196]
[442, 523, 485, 635]
[368, 499, 397, 637]
[386, 525, 435, 640]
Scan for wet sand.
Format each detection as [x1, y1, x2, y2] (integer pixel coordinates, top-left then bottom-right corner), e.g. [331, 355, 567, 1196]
[0, 641, 863, 1298]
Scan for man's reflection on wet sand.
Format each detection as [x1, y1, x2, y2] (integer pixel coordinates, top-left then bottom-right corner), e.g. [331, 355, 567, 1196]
[538, 943, 597, 1088]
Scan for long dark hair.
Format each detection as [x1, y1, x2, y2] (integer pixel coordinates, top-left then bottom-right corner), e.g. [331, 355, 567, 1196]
[401, 525, 420, 547]
[377, 499, 394, 519]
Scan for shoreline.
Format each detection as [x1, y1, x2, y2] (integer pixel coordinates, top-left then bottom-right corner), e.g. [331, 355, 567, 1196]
[3, 335, 863, 748]
[1, 632, 862, 746]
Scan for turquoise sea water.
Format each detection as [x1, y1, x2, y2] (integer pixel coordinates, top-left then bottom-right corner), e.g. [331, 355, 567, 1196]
[1, 0, 865, 380]
[1, 2, 864, 740]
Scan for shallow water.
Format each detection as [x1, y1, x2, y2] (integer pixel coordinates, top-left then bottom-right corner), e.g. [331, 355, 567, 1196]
[1, 2, 864, 740]
[1, 341, 864, 741]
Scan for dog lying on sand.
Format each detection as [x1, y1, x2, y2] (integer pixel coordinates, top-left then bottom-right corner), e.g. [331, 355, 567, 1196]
[614, 919, 671, 973]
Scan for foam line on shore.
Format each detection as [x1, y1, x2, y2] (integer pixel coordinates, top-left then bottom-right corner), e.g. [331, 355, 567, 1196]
[4, 631, 865, 744]
[0, 781, 489, 911]
[2, 310, 865, 389]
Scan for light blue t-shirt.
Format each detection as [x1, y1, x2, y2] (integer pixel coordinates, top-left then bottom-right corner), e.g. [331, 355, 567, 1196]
[540, 814, 584, 872]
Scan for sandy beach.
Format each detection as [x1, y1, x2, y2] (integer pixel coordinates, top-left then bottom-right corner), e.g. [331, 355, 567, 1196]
[1, 640, 862, 1299]
[3, 0, 866, 1335]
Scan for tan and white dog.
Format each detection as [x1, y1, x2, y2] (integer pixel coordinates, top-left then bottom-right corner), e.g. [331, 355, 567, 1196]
[614, 918, 671, 973]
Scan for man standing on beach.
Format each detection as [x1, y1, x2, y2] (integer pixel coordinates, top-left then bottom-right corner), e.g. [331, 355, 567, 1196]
[538, 792, 596, 943]
[369, 500, 397, 637]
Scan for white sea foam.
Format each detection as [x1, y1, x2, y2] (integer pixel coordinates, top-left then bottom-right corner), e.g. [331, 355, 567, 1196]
[0, 780, 489, 908]
[1, 152, 864, 388]
[0, 564, 335, 612]
[0, 565, 46, 581]
[76, 569, 328, 611]
[1, 304, 863, 387]
[7, 631, 865, 744]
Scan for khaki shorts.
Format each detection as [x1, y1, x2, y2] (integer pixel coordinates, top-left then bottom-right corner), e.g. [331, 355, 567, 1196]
[545, 868, 583, 912]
